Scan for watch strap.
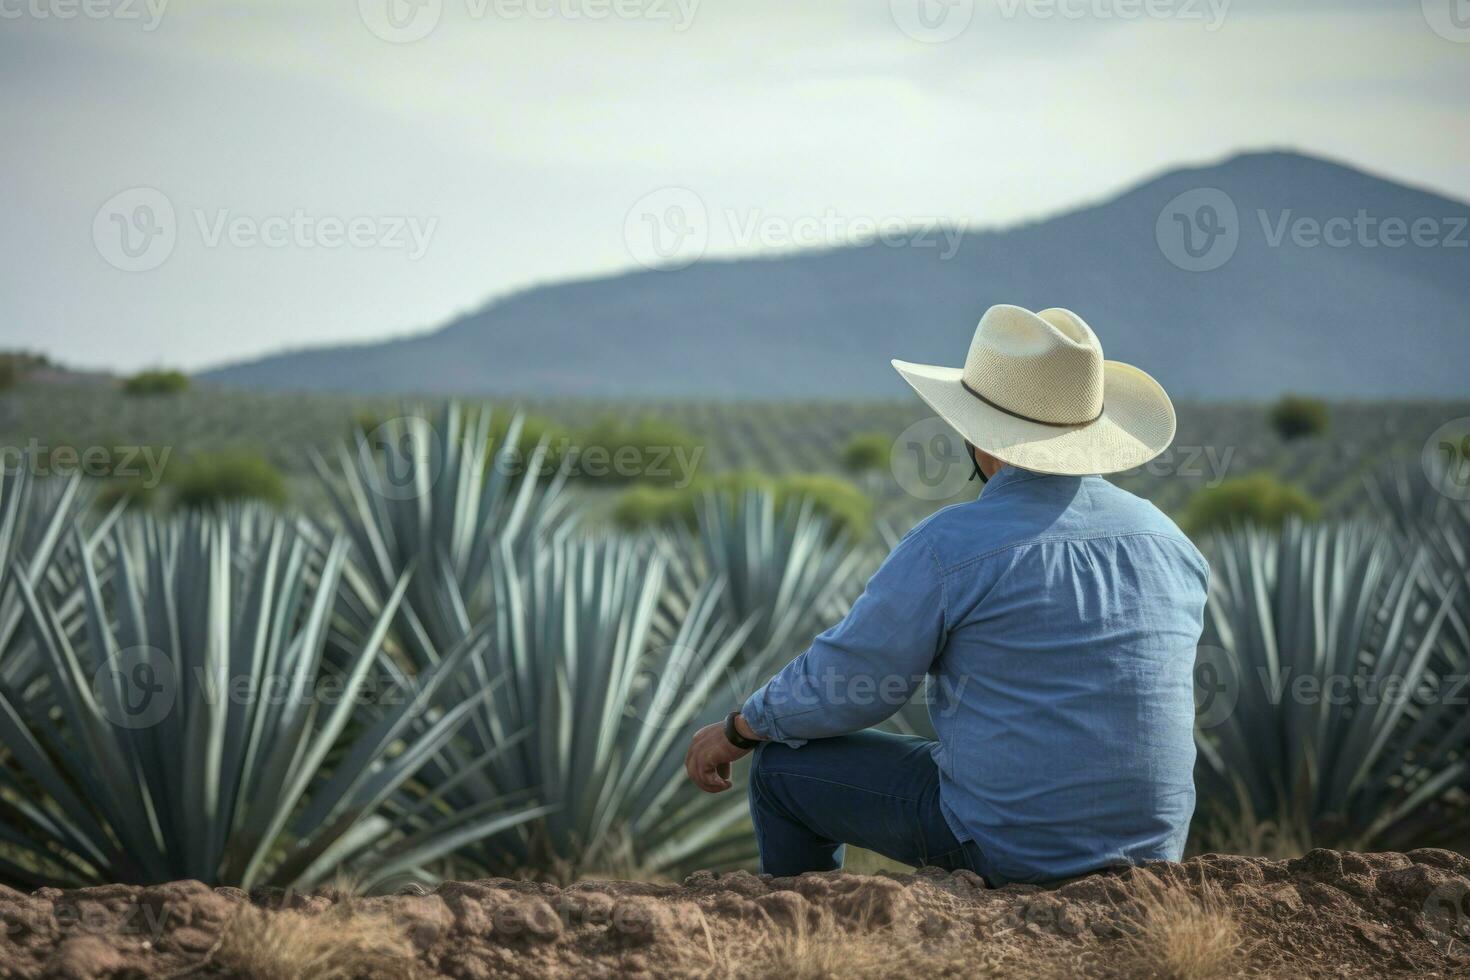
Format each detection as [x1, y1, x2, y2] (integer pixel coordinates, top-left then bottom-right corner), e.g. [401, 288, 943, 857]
[724, 710, 760, 749]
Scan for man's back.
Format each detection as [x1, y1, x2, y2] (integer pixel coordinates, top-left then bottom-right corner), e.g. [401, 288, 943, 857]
[919, 467, 1209, 884]
[698, 305, 1210, 885]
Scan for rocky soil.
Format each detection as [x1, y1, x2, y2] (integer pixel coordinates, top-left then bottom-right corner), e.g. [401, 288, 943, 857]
[3, 849, 1469, 978]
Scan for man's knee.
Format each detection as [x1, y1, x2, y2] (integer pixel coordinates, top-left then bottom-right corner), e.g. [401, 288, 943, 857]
[748, 740, 770, 787]
[747, 740, 793, 801]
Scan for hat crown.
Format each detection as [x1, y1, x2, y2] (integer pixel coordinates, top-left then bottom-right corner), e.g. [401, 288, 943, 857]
[962, 305, 1105, 426]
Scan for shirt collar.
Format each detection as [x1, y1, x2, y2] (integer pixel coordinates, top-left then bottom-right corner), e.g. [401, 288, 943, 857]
[980, 466, 1083, 498]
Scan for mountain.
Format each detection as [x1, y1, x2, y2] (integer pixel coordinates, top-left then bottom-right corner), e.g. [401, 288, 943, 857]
[202, 151, 1470, 400]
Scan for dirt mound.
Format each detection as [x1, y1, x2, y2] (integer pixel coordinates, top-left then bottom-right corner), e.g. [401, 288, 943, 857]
[3, 849, 1468, 978]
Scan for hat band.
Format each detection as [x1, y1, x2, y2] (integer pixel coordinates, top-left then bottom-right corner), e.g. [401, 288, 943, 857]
[960, 377, 1104, 428]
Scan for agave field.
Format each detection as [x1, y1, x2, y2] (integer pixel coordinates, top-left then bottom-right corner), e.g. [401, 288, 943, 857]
[2, 381, 1467, 524]
[0, 392, 1469, 892]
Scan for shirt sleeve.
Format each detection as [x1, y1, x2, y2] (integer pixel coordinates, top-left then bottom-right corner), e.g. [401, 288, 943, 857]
[740, 526, 947, 747]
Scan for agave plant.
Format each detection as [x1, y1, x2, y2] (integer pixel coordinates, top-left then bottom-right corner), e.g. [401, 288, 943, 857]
[1192, 519, 1469, 853]
[661, 487, 869, 662]
[0, 471, 108, 683]
[0, 506, 542, 889]
[1364, 462, 1470, 653]
[309, 403, 573, 668]
[417, 533, 766, 880]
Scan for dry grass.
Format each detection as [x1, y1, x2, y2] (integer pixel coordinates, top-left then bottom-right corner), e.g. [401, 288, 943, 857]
[207, 904, 420, 980]
[1116, 881, 1244, 980]
[746, 914, 914, 979]
[1192, 806, 1312, 861]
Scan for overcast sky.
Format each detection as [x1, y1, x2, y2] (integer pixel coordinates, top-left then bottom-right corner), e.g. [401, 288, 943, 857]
[3, 0, 1467, 372]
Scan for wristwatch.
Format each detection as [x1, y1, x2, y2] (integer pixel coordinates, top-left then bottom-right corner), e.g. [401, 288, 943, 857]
[724, 710, 761, 750]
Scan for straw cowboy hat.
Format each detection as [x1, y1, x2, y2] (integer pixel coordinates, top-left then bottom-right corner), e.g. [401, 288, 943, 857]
[892, 305, 1175, 476]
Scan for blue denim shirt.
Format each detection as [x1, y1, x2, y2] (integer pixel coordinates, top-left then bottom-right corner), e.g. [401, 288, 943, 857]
[742, 466, 1209, 885]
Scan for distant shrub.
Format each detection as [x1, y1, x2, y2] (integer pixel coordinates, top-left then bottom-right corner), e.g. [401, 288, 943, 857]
[841, 432, 891, 474]
[170, 452, 287, 509]
[123, 369, 189, 396]
[614, 471, 872, 540]
[0, 352, 47, 390]
[611, 470, 764, 530]
[569, 416, 703, 485]
[1268, 395, 1328, 441]
[1183, 474, 1320, 535]
[613, 484, 691, 530]
[775, 474, 873, 539]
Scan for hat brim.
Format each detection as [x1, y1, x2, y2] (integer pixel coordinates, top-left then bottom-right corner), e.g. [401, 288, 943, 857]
[890, 358, 1176, 476]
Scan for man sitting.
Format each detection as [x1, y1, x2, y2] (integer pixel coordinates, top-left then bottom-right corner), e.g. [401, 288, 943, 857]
[684, 304, 1208, 886]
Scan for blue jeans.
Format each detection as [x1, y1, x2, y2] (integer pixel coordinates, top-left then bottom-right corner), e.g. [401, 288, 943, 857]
[747, 729, 986, 879]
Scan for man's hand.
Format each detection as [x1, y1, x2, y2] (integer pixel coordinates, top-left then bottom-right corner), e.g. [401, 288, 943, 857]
[684, 720, 754, 793]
